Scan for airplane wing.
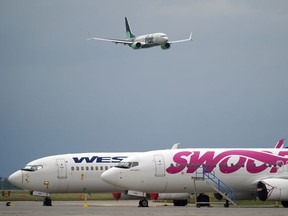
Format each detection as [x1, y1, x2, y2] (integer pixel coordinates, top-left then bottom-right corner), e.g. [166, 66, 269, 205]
[87, 33, 133, 45]
[169, 32, 192, 44]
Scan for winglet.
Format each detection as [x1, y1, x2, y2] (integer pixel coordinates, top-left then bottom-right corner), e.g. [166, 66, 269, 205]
[171, 143, 180, 149]
[87, 32, 95, 40]
[189, 32, 193, 41]
[274, 139, 285, 148]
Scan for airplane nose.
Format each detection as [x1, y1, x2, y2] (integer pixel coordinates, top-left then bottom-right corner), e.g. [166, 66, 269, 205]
[8, 170, 23, 188]
[101, 168, 118, 186]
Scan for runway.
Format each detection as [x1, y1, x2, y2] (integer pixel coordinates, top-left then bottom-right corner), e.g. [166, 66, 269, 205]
[1, 200, 287, 216]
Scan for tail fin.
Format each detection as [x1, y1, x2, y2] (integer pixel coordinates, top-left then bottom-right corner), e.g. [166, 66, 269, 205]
[125, 17, 135, 39]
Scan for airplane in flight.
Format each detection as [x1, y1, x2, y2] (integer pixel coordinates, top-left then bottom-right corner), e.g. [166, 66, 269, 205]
[87, 17, 192, 50]
[101, 139, 288, 208]
[8, 147, 189, 207]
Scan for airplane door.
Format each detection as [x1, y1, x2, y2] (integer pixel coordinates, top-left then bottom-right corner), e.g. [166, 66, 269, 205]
[154, 155, 165, 177]
[56, 159, 67, 179]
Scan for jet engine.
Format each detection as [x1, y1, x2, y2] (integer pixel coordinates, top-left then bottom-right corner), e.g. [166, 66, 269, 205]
[257, 179, 288, 202]
[131, 42, 142, 49]
[161, 43, 171, 50]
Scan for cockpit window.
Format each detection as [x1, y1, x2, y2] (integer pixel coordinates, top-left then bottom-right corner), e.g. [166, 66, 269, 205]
[115, 161, 139, 169]
[21, 165, 43, 172]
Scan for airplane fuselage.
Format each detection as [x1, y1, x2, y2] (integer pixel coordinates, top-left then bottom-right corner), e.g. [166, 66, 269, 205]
[101, 148, 288, 201]
[130, 33, 169, 49]
[9, 153, 137, 193]
[8, 151, 192, 206]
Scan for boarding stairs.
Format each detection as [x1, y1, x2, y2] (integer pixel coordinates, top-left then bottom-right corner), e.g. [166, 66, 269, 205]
[194, 168, 238, 206]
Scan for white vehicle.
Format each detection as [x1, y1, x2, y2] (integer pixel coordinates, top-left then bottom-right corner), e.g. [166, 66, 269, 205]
[8, 150, 190, 207]
[88, 17, 192, 50]
[101, 139, 288, 207]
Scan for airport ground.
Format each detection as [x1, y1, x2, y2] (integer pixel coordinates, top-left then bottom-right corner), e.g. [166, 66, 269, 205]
[0, 190, 283, 206]
[1, 200, 288, 216]
[1, 191, 288, 216]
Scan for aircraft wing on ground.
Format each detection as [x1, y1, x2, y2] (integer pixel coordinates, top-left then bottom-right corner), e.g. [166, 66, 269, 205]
[169, 32, 192, 44]
[87, 34, 133, 45]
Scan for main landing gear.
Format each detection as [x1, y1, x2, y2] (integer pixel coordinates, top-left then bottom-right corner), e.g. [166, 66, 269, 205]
[196, 194, 210, 208]
[43, 197, 52, 206]
[138, 198, 149, 207]
[196, 193, 230, 208]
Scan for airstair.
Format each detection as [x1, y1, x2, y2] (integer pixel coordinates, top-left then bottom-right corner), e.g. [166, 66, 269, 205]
[193, 168, 238, 207]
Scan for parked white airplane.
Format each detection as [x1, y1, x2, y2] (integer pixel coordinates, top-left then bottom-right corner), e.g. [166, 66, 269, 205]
[8, 149, 189, 207]
[101, 139, 288, 207]
[88, 17, 192, 50]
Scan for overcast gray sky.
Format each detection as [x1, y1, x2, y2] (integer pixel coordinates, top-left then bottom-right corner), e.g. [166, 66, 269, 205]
[1, 0, 288, 177]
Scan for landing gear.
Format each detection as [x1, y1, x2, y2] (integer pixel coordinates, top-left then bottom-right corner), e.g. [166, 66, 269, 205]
[138, 198, 149, 207]
[43, 197, 52, 206]
[173, 199, 188, 206]
[196, 194, 210, 207]
[6, 201, 13, 206]
[281, 201, 288, 208]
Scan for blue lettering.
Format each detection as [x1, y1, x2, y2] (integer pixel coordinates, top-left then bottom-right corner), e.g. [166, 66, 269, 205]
[73, 156, 97, 163]
[96, 157, 110, 163]
[72, 156, 127, 164]
[111, 156, 127, 163]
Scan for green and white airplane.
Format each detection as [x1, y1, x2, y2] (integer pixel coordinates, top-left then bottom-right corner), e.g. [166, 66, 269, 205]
[88, 17, 192, 50]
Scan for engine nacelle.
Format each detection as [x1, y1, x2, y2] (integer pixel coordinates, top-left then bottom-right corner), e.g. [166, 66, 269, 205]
[131, 42, 142, 49]
[161, 43, 171, 50]
[257, 179, 288, 201]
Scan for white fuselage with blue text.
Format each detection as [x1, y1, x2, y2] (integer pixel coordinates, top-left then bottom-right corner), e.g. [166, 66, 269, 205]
[9, 153, 137, 193]
[8, 152, 190, 203]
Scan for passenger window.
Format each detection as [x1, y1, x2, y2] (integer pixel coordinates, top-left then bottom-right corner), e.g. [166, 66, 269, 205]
[91, 166, 94, 171]
[71, 167, 75, 171]
[81, 167, 84, 171]
[76, 166, 79, 171]
[95, 166, 98, 171]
